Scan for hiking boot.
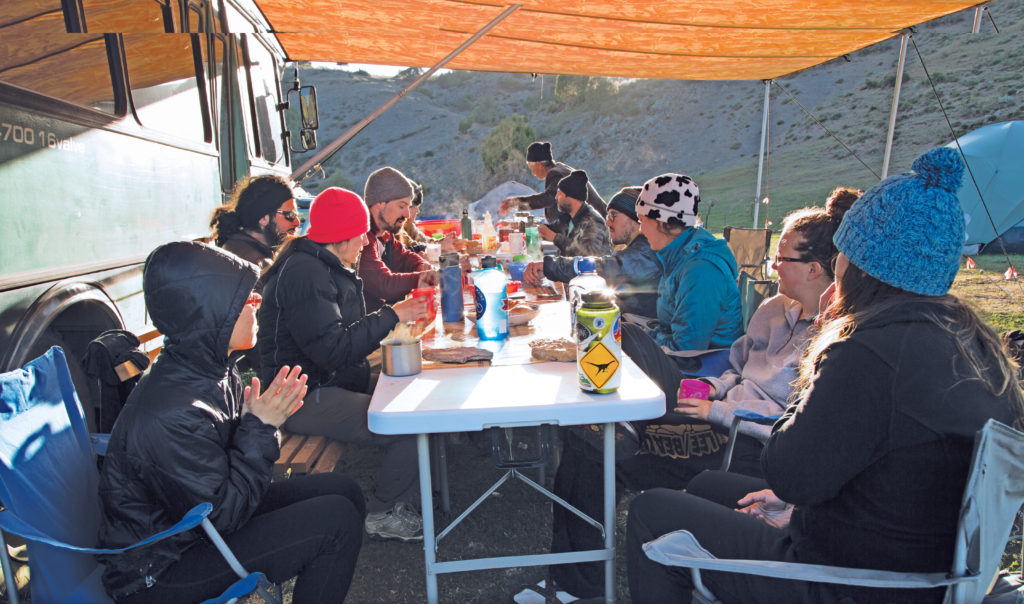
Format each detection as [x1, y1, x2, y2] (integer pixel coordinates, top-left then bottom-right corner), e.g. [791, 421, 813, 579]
[365, 501, 423, 542]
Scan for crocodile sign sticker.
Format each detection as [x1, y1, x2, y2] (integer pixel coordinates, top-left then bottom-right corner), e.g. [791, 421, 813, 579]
[579, 341, 620, 390]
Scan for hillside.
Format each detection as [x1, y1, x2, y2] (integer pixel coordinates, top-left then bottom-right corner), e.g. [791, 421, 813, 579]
[296, 0, 1024, 231]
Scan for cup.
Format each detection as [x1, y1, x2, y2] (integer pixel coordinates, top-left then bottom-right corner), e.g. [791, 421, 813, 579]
[381, 338, 422, 376]
[678, 378, 711, 401]
[507, 261, 529, 282]
[508, 232, 525, 254]
[507, 280, 521, 294]
[409, 287, 437, 323]
[424, 243, 441, 263]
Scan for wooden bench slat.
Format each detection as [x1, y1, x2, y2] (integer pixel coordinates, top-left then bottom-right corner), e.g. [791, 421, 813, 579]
[274, 432, 308, 474]
[290, 435, 329, 474]
[310, 441, 345, 475]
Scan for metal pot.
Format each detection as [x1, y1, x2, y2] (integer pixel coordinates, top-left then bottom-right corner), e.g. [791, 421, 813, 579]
[381, 338, 422, 376]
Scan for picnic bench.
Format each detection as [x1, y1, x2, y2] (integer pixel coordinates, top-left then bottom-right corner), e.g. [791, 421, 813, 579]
[273, 432, 345, 477]
[134, 327, 343, 479]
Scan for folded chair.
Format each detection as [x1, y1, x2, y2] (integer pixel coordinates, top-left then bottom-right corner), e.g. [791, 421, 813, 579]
[0, 347, 280, 604]
[644, 418, 1024, 604]
[723, 226, 772, 281]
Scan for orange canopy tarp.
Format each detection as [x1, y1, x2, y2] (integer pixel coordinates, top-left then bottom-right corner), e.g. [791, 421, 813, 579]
[256, 0, 983, 80]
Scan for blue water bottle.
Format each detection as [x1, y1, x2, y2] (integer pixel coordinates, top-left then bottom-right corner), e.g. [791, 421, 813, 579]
[440, 252, 464, 323]
[474, 256, 509, 340]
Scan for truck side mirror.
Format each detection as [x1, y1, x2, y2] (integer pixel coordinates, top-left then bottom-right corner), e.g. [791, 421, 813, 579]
[298, 128, 317, 152]
[297, 86, 318, 130]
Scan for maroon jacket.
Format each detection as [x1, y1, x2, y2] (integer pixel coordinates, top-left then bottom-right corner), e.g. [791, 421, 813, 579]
[358, 224, 432, 312]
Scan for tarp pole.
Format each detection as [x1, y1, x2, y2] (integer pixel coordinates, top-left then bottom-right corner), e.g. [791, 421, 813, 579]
[972, 6, 984, 33]
[881, 33, 908, 180]
[291, 4, 522, 182]
[753, 79, 771, 228]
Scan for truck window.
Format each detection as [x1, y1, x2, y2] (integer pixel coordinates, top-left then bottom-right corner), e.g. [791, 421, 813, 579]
[0, 4, 116, 113]
[241, 35, 285, 165]
[123, 34, 207, 142]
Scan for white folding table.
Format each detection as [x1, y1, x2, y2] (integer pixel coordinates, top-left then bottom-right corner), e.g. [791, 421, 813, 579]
[368, 352, 665, 603]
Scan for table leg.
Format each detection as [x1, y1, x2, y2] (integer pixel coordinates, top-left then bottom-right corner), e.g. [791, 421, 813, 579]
[418, 434, 439, 604]
[603, 422, 616, 603]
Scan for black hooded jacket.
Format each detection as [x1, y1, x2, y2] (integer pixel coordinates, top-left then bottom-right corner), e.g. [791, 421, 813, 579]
[258, 237, 399, 393]
[97, 242, 278, 599]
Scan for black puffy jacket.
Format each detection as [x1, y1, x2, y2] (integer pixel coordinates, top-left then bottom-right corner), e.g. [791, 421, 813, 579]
[258, 237, 399, 393]
[97, 242, 279, 599]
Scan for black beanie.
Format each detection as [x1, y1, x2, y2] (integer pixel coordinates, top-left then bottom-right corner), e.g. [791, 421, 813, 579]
[557, 170, 589, 201]
[607, 186, 640, 221]
[526, 141, 553, 162]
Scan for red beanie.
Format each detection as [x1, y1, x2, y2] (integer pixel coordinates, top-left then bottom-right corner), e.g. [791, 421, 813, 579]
[306, 187, 370, 244]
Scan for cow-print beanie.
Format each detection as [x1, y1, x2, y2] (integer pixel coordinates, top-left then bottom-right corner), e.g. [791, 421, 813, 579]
[636, 173, 700, 228]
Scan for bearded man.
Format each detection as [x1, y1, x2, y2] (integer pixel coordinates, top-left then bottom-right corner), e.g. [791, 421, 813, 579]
[357, 166, 437, 312]
[210, 174, 301, 272]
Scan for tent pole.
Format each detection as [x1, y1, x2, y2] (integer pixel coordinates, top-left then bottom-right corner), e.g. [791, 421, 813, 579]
[753, 79, 771, 228]
[881, 33, 908, 180]
[971, 6, 984, 33]
[291, 4, 522, 183]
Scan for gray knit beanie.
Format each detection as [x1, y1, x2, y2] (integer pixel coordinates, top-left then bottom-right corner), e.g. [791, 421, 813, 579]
[364, 167, 415, 207]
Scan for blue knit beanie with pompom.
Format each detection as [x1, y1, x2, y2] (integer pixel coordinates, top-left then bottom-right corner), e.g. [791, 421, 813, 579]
[833, 147, 965, 296]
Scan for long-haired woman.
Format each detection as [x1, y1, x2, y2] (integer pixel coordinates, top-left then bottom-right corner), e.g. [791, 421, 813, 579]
[626, 147, 1024, 604]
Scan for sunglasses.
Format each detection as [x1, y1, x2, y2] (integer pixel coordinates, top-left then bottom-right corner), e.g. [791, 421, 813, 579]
[245, 293, 262, 309]
[277, 210, 300, 222]
[773, 256, 813, 264]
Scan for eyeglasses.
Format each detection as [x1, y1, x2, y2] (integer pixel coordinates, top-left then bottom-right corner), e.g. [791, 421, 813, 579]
[773, 256, 813, 264]
[277, 210, 300, 222]
[245, 293, 262, 309]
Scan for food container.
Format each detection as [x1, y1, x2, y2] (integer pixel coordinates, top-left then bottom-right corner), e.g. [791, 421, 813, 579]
[381, 338, 422, 376]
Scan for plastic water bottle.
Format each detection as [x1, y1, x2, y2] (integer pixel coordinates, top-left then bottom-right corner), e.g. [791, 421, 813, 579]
[568, 257, 607, 328]
[482, 212, 498, 251]
[525, 216, 541, 260]
[474, 256, 509, 340]
[439, 252, 464, 323]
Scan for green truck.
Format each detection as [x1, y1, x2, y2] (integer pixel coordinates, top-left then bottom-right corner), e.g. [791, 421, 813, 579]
[0, 0, 317, 430]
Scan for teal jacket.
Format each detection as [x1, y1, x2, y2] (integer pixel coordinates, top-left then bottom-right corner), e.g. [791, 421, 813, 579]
[649, 227, 743, 351]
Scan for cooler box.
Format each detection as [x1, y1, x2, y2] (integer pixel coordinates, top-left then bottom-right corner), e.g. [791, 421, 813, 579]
[418, 218, 461, 238]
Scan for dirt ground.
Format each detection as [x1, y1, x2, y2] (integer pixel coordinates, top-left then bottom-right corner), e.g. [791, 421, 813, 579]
[253, 428, 634, 603]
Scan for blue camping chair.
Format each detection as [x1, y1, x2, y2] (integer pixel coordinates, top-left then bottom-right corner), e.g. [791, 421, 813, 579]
[0, 347, 280, 604]
[644, 418, 1024, 604]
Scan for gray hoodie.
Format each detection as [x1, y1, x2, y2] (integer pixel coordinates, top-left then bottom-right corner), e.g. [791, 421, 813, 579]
[703, 294, 814, 441]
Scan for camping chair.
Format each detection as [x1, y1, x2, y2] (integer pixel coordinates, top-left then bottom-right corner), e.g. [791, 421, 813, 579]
[719, 409, 782, 472]
[0, 346, 281, 604]
[723, 226, 772, 281]
[737, 272, 779, 331]
[643, 418, 1024, 604]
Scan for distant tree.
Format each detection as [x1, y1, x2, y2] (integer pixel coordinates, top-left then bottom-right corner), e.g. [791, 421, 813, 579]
[554, 74, 591, 105]
[314, 168, 356, 194]
[481, 115, 536, 175]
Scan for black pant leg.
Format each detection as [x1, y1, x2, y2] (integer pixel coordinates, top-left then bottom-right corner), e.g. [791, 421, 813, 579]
[255, 471, 367, 520]
[626, 486, 823, 604]
[686, 470, 770, 507]
[121, 474, 364, 604]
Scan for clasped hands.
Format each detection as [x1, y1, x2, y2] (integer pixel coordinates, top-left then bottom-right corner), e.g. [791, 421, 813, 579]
[736, 489, 793, 529]
[243, 365, 307, 428]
